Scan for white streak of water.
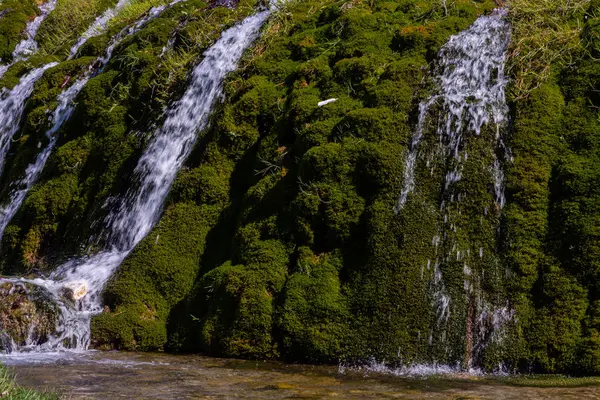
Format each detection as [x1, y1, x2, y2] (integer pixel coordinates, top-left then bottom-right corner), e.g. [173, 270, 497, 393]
[0, 1, 185, 243]
[0, 0, 58, 79]
[0, 63, 57, 175]
[396, 10, 511, 211]
[68, 0, 132, 59]
[13, 0, 58, 61]
[1, 7, 271, 352]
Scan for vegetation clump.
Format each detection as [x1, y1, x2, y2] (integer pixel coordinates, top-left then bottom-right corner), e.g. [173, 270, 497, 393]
[0, 0, 599, 377]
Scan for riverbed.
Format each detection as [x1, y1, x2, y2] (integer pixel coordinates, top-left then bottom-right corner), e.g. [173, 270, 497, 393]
[3, 352, 600, 399]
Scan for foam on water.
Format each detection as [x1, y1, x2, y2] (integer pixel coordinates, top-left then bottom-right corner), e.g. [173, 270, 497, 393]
[340, 359, 482, 378]
[340, 358, 514, 378]
[0, 349, 170, 367]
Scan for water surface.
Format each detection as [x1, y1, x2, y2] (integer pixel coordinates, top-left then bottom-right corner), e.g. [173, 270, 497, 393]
[5, 352, 600, 399]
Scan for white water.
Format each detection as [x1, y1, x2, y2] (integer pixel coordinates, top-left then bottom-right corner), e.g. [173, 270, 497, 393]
[68, 0, 132, 59]
[1, 7, 271, 352]
[0, 63, 57, 175]
[341, 359, 481, 377]
[0, 0, 58, 79]
[392, 10, 514, 369]
[340, 358, 512, 377]
[396, 10, 511, 211]
[0, 2, 183, 244]
[13, 0, 58, 61]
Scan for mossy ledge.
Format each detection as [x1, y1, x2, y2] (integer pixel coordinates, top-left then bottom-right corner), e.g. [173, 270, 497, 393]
[0, 0, 599, 376]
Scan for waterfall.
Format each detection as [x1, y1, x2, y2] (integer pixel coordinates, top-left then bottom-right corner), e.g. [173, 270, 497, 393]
[0, 63, 58, 176]
[395, 10, 513, 368]
[0, 0, 58, 79]
[396, 9, 511, 211]
[0, 7, 271, 352]
[0, 1, 167, 186]
[68, 0, 132, 59]
[0, 2, 185, 243]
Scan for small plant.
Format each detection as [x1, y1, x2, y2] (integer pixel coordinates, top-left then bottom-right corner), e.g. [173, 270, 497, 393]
[0, 365, 60, 399]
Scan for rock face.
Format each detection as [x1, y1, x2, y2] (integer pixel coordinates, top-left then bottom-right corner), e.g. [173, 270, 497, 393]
[0, 282, 58, 352]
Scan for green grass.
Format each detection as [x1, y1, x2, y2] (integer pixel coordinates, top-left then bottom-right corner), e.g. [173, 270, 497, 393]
[107, 0, 173, 28]
[494, 375, 600, 388]
[0, 366, 59, 400]
[508, 0, 591, 99]
[36, 0, 114, 57]
[36, 0, 175, 58]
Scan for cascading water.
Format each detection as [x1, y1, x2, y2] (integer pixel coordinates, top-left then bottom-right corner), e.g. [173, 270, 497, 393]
[395, 9, 513, 369]
[0, 63, 58, 176]
[0, 6, 272, 352]
[12, 0, 57, 61]
[397, 9, 511, 211]
[0, 0, 58, 79]
[68, 0, 132, 59]
[0, 1, 185, 243]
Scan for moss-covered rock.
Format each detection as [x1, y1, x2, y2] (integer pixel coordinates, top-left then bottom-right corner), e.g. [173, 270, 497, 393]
[0, 282, 58, 350]
[7, 0, 600, 376]
[0, 0, 39, 62]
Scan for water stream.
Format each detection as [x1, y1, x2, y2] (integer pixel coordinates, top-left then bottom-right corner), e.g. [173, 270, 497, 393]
[0, 63, 58, 176]
[68, 0, 132, 59]
[396, 9, 511, 211]
[0, 6, 272, 352]
[0, 0, 185, 243]
[0, 0, 58, 79]
[395, 9, 513, 368]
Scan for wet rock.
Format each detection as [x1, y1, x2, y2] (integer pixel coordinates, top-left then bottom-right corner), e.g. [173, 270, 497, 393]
[0, 281, 58, 351]
[62, 281, 87, 301]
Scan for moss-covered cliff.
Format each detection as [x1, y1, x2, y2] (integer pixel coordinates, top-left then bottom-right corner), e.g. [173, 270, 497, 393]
[0, 0, 599, 375]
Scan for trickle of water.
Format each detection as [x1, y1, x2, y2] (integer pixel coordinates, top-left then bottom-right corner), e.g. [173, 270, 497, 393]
[0, 0, 58, 79]
[394, 10, 513, 370]
[0, 63, 58, 176]
[396, 96, 439, 209]
[471, 302, 515, 365]
[0, 1, 185, 243]
[1, 6, 272, 353]
[68, 0, 132, 59]
[13, 0, 58, 61]
[396, 9, 511, 211]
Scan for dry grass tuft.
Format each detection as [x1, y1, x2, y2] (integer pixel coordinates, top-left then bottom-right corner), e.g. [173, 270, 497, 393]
[508, 0, 590, 99]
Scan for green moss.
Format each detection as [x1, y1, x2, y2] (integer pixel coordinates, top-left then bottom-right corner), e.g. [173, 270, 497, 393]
[92, 202, 222, 350]
[278, 249, 348, 362]
[196, 262, 277, 358]
[0, 0, 38, 62]
[333, 107, 409, 143]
